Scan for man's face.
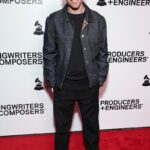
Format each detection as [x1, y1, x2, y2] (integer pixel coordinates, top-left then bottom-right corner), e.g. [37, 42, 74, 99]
[66, 0, 83, 10]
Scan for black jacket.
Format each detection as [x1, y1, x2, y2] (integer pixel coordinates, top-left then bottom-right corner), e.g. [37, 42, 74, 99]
[43, 2, 109, 89]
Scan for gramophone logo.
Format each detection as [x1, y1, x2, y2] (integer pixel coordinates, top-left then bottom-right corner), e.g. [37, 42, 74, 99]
[97, 0, 107, 6]
[34, 78, 44, 90]
[96, 0, 150, 6]
[142, 75, 150, 86]
[34, 21, 44, 35]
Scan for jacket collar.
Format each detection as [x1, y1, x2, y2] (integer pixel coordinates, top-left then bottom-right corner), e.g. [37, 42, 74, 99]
[61, 2, 94, 23]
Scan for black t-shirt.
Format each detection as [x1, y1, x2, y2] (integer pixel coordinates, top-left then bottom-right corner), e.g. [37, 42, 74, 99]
[64, 10, 89, 81]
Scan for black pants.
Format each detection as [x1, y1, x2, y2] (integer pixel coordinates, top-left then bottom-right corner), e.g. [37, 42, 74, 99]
[53, 78, 100, 150]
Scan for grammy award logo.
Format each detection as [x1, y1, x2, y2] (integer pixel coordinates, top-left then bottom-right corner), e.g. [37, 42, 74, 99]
[97, 0, 107, 6]
[142, 75, 150, 86]
[34, 78, 44, 90]
[34, 21, 44, 35]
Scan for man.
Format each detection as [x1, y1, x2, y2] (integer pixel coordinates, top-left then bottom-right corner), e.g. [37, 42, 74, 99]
[43, 0, 109, 150]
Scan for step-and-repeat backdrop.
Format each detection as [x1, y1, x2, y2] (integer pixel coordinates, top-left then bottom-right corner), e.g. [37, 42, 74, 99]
[0, 0, 150, 136]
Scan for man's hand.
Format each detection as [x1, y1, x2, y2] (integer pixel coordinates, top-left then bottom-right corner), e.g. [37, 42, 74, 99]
[44, 80, 54, 91]
[44, 80, 54, 93]
[44, 80, 49, 89]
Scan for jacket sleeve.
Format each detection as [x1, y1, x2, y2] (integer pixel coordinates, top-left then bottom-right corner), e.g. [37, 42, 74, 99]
[97, 16, 109, 87]
[43, 14, 57, 88]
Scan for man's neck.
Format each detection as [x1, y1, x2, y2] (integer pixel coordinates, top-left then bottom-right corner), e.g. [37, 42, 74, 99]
[67, 3, 85, 14]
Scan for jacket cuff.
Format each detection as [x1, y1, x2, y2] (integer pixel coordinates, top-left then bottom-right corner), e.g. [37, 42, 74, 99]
[49, 79, 55, 88]
[98, 80, 104, 87]
[44, 79, 55, 88]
